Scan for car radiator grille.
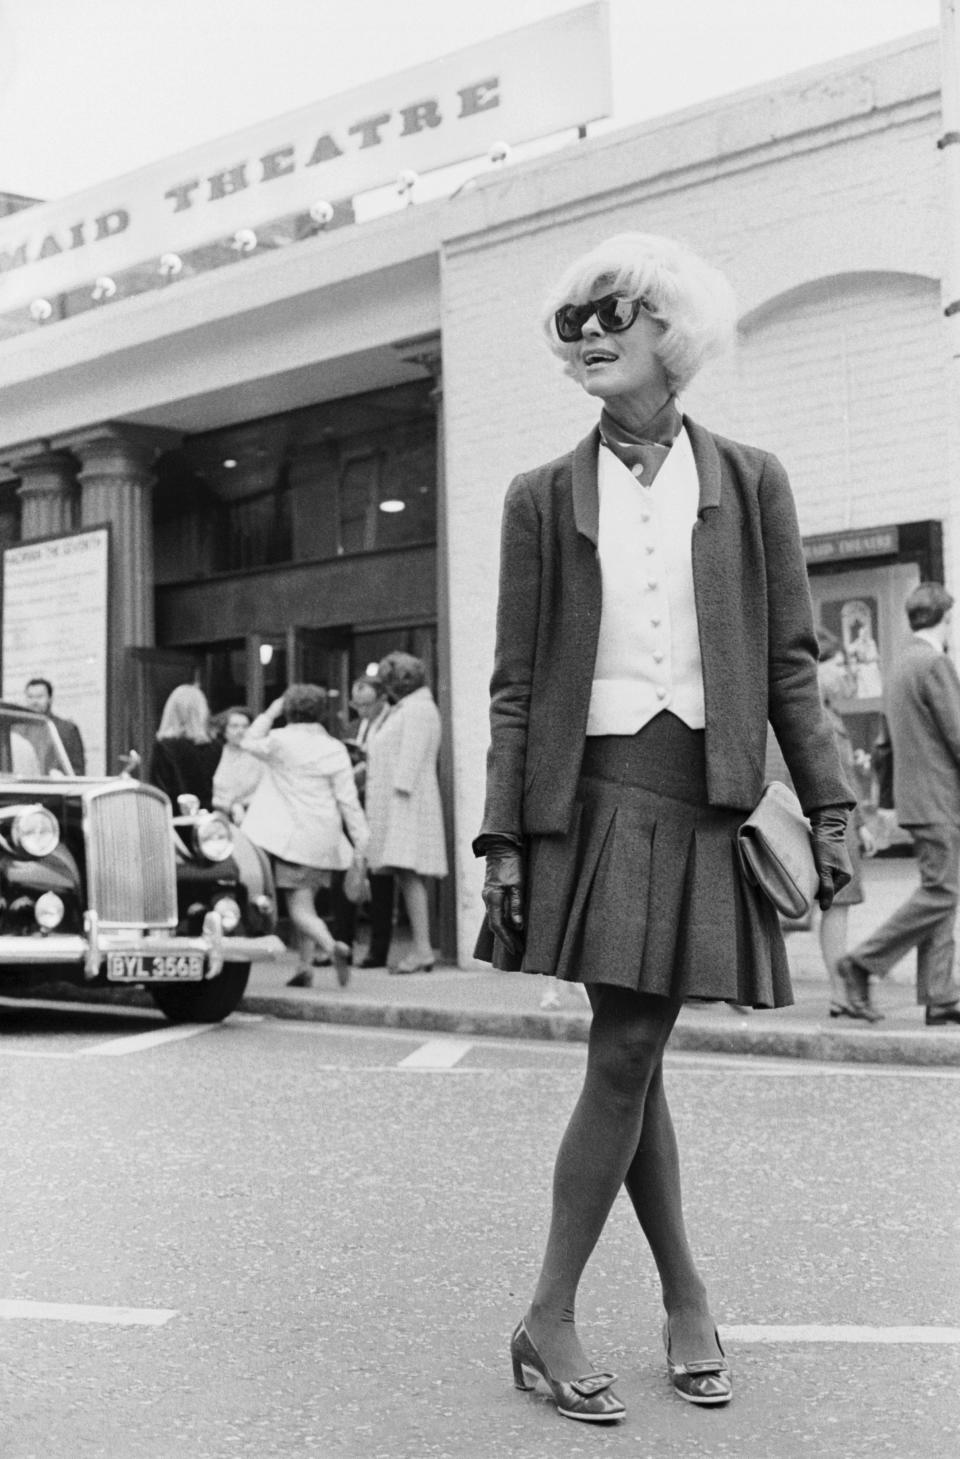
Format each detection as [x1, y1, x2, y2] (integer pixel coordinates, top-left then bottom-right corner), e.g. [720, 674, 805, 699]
[86, 790, 177, 926]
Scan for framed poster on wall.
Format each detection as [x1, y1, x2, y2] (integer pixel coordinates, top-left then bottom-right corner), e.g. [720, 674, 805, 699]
[1, 527, 110, 775]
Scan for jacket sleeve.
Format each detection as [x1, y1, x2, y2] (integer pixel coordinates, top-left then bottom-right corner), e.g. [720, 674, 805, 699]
[240, 712, 279, 762]
[474, 474, 542, 848]
[922, 655, 960, 769]
[758, 454, 854, 811]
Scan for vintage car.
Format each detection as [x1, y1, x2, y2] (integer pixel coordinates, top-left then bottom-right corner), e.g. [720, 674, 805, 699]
[0, 702, 283, 1021]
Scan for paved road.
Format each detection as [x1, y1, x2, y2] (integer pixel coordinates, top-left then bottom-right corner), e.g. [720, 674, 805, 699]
[1, 1001, 958, 1458]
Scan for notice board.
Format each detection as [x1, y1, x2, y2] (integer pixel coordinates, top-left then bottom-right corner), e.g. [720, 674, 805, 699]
[1, 527, 110, 775]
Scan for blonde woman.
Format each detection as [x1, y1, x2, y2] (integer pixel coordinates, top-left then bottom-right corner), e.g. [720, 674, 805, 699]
[476, 232, 853, 1422]
[149, 683, 221, 810]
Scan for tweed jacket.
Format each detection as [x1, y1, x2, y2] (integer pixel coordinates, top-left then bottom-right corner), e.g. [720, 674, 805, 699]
[366, 687, 448, 877]
[885, 636, 960, 825]
[476, 417, 851, 847]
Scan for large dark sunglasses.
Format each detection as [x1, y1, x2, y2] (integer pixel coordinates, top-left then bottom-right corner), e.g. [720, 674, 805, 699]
[554, 293, 647, 343]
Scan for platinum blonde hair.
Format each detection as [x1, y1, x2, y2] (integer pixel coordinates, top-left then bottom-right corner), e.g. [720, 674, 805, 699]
[156, 683, 211, 742]
[541, 232, 737, 394]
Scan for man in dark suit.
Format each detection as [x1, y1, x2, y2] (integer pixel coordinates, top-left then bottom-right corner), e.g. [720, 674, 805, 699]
[24, 677, 86, 774]
[841, 582, 960, 1026]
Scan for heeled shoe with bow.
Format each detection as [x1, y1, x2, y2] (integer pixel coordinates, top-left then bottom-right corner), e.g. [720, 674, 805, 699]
[663, 1319, 732, 1406]
[510, 1319, 625, 1424]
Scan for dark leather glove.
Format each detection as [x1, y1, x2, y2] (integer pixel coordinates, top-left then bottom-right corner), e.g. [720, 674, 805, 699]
[808, 805, 853, 912]
[481, 836, 525, 958]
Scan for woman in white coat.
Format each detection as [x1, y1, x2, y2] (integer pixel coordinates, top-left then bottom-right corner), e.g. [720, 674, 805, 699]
[365, 653, 447, 973]
[242, 684, 368, 988]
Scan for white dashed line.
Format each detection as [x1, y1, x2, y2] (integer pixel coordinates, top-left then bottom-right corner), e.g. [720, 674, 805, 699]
[0, 1300, 177, 1326]
[77, 1024, 216, 1057]
[722, 1325, 960, 1345]
[396, 1038, 473, 1069]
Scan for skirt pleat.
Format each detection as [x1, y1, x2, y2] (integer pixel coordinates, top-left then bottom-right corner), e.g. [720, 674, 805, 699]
[521, 714, 792, 1008]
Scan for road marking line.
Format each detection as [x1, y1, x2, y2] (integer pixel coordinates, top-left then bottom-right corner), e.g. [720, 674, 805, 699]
[722, 1325, 960, 1344]
[0, 1300, 177, 1326]
[77, 1024, 215, 1057]
[397, 1038, 473, 1069]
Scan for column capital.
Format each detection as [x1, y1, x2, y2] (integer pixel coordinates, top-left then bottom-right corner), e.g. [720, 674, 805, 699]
[53, 422, 181, 480]
[10, 448, 79, 540]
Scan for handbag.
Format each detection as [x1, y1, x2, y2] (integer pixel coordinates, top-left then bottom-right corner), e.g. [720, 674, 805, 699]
[343, 858, 371, 905]
[737, 780, 819, 920]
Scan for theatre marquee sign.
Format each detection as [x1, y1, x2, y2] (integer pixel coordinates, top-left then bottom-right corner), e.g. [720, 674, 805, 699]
[0, 3, 611, 314]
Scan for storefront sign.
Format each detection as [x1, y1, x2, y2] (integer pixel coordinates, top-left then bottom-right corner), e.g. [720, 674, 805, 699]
[804, 526, 899, 564]
[0, 4, 611, 313]
[1, 528, 110, 775]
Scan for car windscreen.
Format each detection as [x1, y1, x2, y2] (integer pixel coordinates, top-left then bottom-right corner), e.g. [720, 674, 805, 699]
[0, 714, 73, 777]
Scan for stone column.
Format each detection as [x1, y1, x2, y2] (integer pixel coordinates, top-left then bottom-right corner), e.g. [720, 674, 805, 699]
[54, 424, 179, 766]
[12, 449, 78, 540]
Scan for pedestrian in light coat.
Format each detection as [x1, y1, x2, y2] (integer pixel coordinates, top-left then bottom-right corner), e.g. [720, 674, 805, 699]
[365, 652, 447, 974]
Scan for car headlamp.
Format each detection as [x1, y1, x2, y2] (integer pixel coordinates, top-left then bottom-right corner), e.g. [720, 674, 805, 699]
[12, 806, 60, 858]
[213, 896, 242, 932]
[35, 891, 65, 929]
[194, 812, 234, 863]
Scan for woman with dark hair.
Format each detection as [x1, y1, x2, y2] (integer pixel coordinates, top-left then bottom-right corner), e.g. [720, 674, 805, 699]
[212, 705, 263, 823]
[365, 652, 447, 974]
[476, 231, 853, 1423]
[242, 684, 368, 988]
[149, 683, 221, 810]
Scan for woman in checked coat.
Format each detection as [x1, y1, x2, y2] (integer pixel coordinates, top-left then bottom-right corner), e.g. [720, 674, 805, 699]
[475, 232, 853, 1424]
[365, 652, 447, 973]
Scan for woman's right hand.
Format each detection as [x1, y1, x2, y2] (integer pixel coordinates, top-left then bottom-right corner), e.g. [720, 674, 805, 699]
[482, 843, 525, 957]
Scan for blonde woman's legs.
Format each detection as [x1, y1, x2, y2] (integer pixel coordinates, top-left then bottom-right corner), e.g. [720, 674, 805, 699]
[396, 870, 432, 960]
[524, 986, 682, 1379]
[622, 1063, 722, 1365]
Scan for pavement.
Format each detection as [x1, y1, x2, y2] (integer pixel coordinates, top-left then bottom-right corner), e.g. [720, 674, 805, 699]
[14, 856, 960, 1067]
[237, 855, 960, 1068]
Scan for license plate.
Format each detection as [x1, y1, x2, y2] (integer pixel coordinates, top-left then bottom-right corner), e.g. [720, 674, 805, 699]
[106, 953, 204, 982]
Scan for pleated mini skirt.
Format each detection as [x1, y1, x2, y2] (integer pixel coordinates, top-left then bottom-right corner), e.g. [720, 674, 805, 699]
[522, 713, 793, 1009]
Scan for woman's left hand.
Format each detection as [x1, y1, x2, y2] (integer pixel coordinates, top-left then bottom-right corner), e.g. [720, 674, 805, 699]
[808, 805, 854, 910]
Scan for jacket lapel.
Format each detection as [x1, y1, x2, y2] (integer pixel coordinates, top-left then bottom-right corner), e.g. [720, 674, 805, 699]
[572, 426, 602, 544]
[683, 416, 722, 516]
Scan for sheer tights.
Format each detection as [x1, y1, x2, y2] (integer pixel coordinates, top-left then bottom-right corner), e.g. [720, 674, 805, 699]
[524, 983, 721, 1379]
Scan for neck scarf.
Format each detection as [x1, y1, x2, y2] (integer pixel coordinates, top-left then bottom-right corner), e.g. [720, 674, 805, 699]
[599, 396, 682, 487]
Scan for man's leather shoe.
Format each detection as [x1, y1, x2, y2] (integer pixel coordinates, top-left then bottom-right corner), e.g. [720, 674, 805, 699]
[359, 956, 387, 969]
[837, 955, 884, 1022]
[925, 1005, 960, 1026]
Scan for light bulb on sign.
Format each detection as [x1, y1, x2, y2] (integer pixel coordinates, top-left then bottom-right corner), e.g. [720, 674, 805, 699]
[379, 499, 406, 514]
[259, 644, 274, 666]
[232, 228, 258, 254]
[29, 298, 52, 322]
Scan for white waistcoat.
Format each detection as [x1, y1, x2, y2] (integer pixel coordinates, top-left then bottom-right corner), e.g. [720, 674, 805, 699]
[586, 426, 706, 736]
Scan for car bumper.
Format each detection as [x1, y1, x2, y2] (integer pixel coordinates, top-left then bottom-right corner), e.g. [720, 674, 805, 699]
[0, 910, 285, 980]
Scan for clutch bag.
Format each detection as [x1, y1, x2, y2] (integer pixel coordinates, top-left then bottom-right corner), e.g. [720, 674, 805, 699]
[737, 781, 818, 920]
